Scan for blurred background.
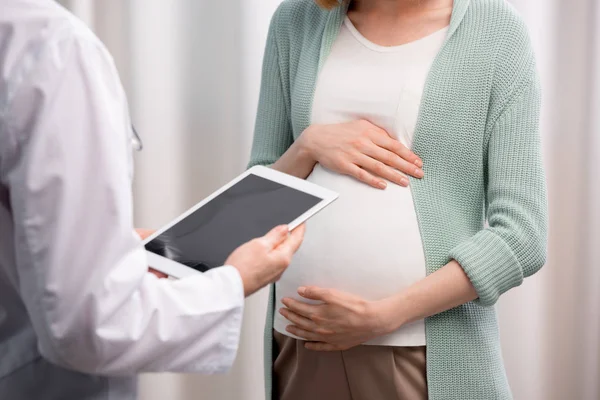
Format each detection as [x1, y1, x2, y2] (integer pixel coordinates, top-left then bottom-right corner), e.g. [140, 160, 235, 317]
[57, 0, 599, 399]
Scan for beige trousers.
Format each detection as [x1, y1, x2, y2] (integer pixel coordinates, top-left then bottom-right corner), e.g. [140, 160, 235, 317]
[273, 331, 428, 400]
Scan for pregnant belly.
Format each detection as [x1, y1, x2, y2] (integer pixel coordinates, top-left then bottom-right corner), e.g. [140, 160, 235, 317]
[276, 164, 427, 305]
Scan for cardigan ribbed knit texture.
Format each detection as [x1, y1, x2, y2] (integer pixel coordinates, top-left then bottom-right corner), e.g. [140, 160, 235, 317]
[248, 0, 548, 398]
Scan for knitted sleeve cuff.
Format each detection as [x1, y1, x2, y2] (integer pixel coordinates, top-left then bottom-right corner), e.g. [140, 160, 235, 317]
[449, 229, 524, 307]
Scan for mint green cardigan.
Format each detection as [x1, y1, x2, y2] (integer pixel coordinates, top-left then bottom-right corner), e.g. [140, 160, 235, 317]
[248, 0, 548, 398]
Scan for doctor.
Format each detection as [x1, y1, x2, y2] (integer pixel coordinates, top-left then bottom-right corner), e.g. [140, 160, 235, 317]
[0, 0, 305, 399]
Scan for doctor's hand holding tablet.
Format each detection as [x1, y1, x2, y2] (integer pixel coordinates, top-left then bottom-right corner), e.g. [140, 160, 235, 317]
[136, 225, 305, 297]
[224, 224, 305, 296]
[138, 224, 306, 295]
[141, 166, 338, 296]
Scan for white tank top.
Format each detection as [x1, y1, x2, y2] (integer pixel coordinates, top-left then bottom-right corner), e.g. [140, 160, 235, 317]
[274, 18, 448, 346]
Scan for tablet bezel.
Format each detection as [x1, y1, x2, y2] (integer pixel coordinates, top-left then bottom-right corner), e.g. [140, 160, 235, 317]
[142, 165, 338, 278]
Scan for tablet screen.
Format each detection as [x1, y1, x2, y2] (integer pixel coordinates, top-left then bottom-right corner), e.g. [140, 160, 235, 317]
[145, 173, 322, 272]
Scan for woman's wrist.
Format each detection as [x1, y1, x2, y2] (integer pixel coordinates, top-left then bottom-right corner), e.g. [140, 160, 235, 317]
[368, 296, 410, 335]
[367, 262, 479, 337]
[271, 128, 317, 178]
[296, 125, 318, 164]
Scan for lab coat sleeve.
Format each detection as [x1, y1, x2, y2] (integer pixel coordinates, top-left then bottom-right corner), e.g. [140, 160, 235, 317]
[4, 22, 244, 375]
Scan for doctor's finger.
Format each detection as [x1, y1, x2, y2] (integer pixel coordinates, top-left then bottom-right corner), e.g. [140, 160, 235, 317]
[149, 268, 168, 279]
[135, 228, 155, 240]
[276, 224, 305, 255]
[262, 225, 290, 249]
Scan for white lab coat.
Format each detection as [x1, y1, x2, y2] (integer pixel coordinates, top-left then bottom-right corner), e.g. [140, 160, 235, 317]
[0, 1, 245, 398]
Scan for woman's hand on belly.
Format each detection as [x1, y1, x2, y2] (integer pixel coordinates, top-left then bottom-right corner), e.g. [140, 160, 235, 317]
[302, 120, 424, 188]
[280, 286, 394, 351]
[273, 119, 424, 188]
[280, 261, 480, 351]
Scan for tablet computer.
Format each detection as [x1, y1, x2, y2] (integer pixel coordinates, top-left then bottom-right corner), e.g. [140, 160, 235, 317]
[143, 165, 338, 278]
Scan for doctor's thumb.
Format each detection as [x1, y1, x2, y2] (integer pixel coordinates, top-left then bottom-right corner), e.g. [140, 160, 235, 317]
[263, 225, 289, 249]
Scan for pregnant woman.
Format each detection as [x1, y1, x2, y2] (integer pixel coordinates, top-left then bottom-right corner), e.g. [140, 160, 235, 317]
[248, 0, 548, 399]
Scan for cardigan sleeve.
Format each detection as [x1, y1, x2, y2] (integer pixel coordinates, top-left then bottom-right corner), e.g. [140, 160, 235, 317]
[247, 5, 293, 169]
[449, 74, 548, 307]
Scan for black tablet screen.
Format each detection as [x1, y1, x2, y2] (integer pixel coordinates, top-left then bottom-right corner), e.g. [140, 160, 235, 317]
[145, 174, 322, 272]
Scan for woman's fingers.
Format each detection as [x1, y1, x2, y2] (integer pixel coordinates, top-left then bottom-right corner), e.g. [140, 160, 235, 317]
[371, 133, 423, 169]
[286, 325, 323, 342]
[281, 297, 319, 319]
[363, 143, 424, 179]
[354, 154, 409, 187]
[280, 308, 333, 335]
[345, 163, 388, 190]
[280, 308, 314, 330]
[311, 120, 423, 188]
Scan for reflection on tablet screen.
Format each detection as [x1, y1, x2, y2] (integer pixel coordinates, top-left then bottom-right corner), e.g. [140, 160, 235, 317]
[145, 174, 322, 272]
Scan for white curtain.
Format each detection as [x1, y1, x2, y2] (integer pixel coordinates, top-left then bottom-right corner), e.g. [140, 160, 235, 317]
[499, 1, 600, 399]
[57, 1, 599, 399]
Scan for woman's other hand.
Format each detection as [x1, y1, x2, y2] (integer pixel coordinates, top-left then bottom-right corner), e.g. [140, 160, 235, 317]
[299, 120, 423, 189]
[280, 286, 394, 351]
